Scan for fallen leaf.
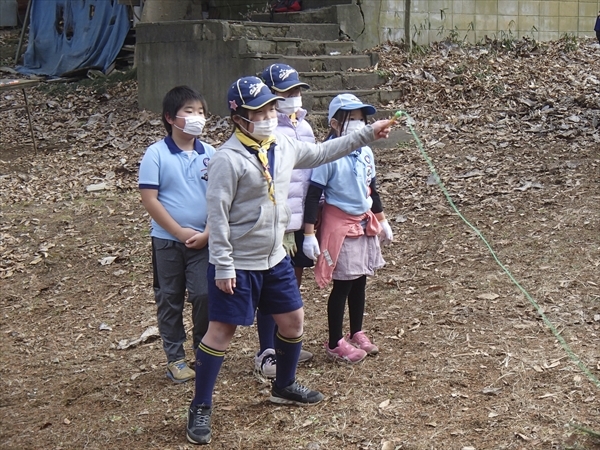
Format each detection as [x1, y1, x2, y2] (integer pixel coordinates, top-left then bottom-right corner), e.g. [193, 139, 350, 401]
[99, 256, 117, 266]
[29, 256, 43, 265]
[86, 182, 108, 192]
[476, 293, 499, 300]
[117, 326, 160, 350]
[378, 399, 391, 409]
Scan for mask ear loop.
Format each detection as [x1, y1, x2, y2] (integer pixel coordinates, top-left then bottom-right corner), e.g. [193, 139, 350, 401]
[232, 113, 251, 134]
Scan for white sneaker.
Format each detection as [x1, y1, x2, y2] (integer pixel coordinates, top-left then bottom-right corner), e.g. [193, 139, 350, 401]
[254, 348, 276, 380]
[299, 349, 313, 363]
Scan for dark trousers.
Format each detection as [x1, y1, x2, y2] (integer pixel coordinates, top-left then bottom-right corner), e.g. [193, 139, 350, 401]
[152, 237, 209, 362]
[597, 31, 600, 44]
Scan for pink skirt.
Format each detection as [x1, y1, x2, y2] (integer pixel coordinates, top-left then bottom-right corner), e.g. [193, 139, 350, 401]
[331, 233, 385, 280]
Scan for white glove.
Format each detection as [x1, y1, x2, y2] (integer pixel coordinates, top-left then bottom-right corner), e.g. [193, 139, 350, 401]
[302, 234, 321, 262]
[379, 219, 393, 245]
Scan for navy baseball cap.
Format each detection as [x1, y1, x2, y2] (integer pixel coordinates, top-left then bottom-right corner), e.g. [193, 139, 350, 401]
[262, 64, 310, 92]
[228, 76, 284, 112]
[328, 93, 376, 123]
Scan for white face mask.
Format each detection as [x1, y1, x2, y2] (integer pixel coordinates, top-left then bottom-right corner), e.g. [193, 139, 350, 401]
[174, 115, 206, 136]
[276, 96, 302, 115]
[342, 120, 365, 136]
[241, 117, 278, 140]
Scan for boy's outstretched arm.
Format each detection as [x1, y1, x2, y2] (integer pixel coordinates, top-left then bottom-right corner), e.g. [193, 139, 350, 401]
[370, 119, 392, 140]
[292, 121, 392, 170]
[140, 189, 198, 243]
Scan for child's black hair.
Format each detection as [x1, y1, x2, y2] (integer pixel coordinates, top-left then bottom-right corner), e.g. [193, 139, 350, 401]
[326, 108, 367, 140]
[162, 86, 208, 135]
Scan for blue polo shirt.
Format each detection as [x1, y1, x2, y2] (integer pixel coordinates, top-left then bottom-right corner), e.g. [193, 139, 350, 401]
[310, 144, 376, 216]
[138, 135, 216, 241]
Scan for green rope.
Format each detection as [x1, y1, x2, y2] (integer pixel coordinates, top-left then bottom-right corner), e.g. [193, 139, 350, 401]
[394, 110, 600, 389]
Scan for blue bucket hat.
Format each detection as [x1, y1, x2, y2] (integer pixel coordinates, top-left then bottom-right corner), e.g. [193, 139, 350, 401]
[228, 76, 284, 112]
[262, 64, 310, 92]
[328, 93, 376, 123]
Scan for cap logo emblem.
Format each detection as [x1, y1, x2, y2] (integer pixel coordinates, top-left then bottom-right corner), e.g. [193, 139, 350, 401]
[278, 68, 296, 81]
[249, 82, 266, 97]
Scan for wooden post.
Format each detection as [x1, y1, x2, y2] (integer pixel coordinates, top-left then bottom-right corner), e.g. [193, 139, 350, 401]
[15, 0, 33, 65]
[22, 88, 37, 154]
[404, 0, 411, 51]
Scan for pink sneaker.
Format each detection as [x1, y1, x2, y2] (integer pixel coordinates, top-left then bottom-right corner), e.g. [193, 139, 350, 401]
[347, 331, 379, 355]
[325, 338, 367, 363]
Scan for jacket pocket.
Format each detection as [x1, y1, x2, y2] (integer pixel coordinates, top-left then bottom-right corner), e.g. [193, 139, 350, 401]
[280, 203, 291, 229]
[231, 205, 273, 241]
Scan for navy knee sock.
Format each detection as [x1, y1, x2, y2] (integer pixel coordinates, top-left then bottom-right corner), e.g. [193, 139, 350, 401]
[273, 332, 302, 389]
[256, 309, 277, 355]
[192, 342, 225, 407]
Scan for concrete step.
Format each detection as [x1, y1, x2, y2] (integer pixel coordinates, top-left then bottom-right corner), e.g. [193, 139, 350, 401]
[240, 38, 356, 56]
[239, 53, 377, 74]
[251, 6, 338, 24]
[229, 21, 340, 40]
[302, 0, 354, 10]
[300, 71, 386, 90]
[303, 89, 403, 115]
[136, 20, 340, 43]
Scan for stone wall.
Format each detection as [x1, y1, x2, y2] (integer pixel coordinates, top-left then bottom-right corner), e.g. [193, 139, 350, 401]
[136, 20, 241, 116]
[136, 19, 343, 116]
[362, 0, 600, 47]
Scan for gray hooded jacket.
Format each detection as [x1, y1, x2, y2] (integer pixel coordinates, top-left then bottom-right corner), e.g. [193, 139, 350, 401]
[206, 125, 376, 279]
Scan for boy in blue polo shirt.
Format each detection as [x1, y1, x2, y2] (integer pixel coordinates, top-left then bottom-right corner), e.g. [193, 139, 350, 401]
[138, 85, 216, 383]
[185, 76, 392, 445]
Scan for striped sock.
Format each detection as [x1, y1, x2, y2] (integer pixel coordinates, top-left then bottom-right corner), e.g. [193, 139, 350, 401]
[273, 332, 302, 389]
[256, 309, 277, 354]
[192, 342, 225, 407]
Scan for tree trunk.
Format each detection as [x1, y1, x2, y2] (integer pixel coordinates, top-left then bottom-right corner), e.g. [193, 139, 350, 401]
[140, 0, 193, 22]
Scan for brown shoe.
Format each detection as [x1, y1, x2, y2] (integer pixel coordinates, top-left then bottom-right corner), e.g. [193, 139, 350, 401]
[166, 359, 195, 383]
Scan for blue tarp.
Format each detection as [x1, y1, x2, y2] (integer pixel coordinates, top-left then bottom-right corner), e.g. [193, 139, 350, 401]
[17, 0, 130, 77]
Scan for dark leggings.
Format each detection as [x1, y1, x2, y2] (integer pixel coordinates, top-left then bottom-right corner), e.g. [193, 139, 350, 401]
[327, 275, 367, 349]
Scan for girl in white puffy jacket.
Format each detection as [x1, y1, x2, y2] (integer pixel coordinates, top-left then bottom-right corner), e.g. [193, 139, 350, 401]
[252, 63, 316, 380]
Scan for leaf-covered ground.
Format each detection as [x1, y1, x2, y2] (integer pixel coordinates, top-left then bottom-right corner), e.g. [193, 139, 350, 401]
[1, 30, 599, 449]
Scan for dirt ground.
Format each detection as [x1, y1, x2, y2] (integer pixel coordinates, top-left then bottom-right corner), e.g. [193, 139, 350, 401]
[1, 30, 599, 450]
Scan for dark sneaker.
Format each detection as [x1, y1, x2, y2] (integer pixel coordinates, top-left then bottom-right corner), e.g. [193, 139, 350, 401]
[269, 381, 324, 406]
[186, 403, 212, 445]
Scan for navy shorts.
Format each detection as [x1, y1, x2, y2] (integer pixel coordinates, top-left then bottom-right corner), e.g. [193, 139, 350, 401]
[290, 229, 315, 268]
[207, 256, 303, 326]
